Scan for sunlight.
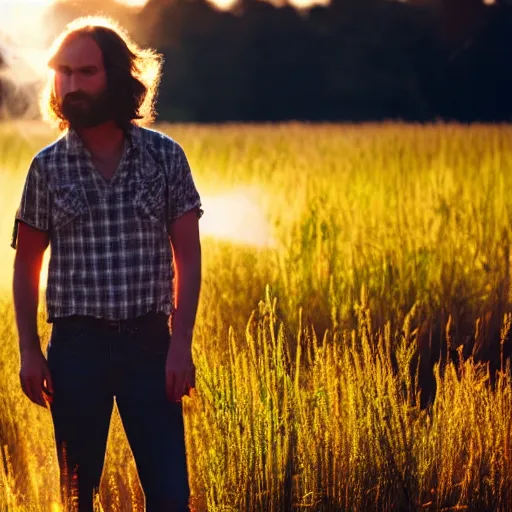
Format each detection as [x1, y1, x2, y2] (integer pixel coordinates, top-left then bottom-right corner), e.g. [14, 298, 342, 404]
[207, 0, 238, 10]
[0, 162, 50, 292]
[0, 1, 55, 82]
[0, 0, 53, 4]
[114, 0, 150, 6]
[200, 189, 275, 248]
[50, 501, 62, 512]
[287, 0, 328, 8]
[39, 251, 50, 291]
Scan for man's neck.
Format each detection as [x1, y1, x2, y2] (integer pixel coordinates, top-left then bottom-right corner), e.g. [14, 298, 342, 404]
[75, 121, 126, 159]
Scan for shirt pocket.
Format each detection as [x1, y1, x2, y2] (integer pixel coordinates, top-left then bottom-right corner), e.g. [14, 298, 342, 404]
[51, 184, 89, 231]
[134, 171, 166, 226]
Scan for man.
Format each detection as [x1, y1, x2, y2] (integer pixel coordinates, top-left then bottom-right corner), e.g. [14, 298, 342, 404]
[11, 16, 202, 512]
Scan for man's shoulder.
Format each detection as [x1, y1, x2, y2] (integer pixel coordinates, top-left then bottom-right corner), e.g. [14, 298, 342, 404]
[137, 126, 184, 156]
[33, 135, 68, 165]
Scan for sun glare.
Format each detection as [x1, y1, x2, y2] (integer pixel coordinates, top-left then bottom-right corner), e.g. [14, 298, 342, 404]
[0, 1, 56, 82]
[0, 0, 53, 3]
[114, 0, 150, 6]
[200, 189, 275, 248]
[207, 0, 238, 10]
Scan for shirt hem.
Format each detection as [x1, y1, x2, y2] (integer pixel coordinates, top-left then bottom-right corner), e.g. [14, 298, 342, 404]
[47, 303, 174, 323]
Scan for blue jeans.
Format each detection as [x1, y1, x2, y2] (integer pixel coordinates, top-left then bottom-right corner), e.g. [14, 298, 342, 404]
[46, 311, 191, 512]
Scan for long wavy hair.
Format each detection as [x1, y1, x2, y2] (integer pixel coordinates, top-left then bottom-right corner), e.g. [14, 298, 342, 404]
[40, 16, 163, 131]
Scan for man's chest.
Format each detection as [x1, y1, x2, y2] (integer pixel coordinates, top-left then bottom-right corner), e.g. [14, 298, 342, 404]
[91, 157, 120, 182]
[48, 155, 167, 235]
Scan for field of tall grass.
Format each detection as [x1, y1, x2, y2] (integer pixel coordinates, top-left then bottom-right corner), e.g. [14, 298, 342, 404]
[1, 122, 512, 511]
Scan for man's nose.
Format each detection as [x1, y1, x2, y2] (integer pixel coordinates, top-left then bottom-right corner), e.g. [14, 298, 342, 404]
[68, 72, 81, 93]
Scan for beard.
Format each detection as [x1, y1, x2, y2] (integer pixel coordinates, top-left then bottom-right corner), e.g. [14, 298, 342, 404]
[61, 88, 114, 129]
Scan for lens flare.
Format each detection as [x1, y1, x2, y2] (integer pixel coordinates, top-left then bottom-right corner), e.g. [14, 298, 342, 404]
[200, 188, 275, 248]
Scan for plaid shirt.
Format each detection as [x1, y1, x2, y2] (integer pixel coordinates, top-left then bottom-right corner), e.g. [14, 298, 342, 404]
[11, 125, 202, 322]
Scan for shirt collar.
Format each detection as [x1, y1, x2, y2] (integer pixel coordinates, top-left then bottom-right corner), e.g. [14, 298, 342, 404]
[64, 128, 84, 155]
[64, 123, 142, 156]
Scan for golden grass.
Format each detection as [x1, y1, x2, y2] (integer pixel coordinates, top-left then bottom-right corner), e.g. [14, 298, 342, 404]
[1, 121, 512, 511]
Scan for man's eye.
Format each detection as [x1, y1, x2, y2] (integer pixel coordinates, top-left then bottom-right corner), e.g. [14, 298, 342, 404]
[82, 69, 96, 76]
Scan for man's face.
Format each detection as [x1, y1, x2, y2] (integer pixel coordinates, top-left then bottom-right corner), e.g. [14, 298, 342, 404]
[53, 35, 112, 129]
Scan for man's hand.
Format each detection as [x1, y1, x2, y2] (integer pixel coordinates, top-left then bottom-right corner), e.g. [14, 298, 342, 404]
[19, 347, 54, 408]
[165, 336, 196, 403]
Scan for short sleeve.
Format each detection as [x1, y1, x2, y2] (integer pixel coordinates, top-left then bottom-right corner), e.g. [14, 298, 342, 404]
[11, 158, 50, 249]
[166, 143, 203, 231]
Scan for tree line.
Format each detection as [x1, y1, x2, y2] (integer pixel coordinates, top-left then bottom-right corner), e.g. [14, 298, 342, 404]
[5, 0, 512, 122]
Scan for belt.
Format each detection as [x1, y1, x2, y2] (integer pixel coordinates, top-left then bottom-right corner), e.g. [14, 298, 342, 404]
[54, 309, 169, 333]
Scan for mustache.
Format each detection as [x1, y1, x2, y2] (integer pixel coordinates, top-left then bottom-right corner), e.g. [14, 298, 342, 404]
[63, 92, 93, 104]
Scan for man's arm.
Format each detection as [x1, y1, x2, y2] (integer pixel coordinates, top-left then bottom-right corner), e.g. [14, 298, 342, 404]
[13, 222, 53, 407]
[169, 209, 202, 341]
[166, 209, 201, 402]
[13, 222, 49, 351]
